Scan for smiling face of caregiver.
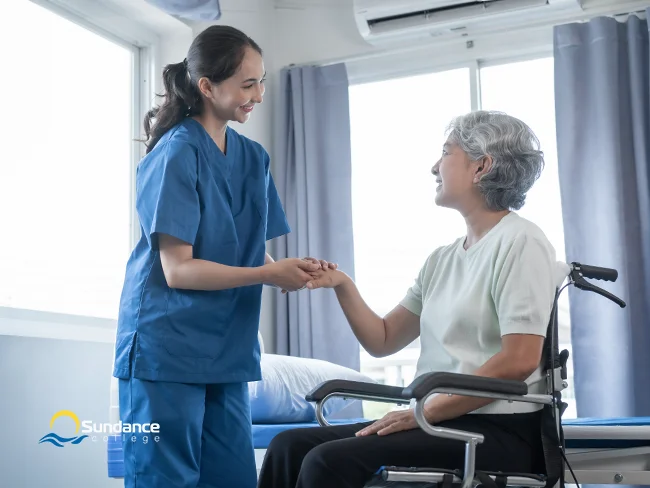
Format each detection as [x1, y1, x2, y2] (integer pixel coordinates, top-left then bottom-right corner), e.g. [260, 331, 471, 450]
[195, 45, 266, 125]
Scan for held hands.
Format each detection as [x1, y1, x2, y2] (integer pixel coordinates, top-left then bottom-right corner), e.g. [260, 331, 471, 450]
[284, 257, 342, 294]
[262, 258, 320, 292]
[263, 257, 344, 293]
[305, 265, 347, 290]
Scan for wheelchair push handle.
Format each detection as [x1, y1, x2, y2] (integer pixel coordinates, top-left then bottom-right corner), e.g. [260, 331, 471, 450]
[571, 262, 618, 282]
[569, 262, 626, 308]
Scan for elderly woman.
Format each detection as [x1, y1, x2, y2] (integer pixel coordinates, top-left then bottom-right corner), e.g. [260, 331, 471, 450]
[257, 111, 562, 488]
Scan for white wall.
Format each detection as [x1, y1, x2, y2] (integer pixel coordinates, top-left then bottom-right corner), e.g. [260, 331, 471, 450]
[272, 1, 371, 69]
[158, 31, 195, 73]
[0, 336, 121, 488]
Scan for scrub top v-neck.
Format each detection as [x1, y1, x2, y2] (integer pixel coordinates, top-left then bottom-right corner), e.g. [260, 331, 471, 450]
[113, 117, 291, 384]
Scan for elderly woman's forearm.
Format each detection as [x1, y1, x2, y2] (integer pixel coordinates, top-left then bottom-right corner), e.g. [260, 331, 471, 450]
[333, 278, 387, 356]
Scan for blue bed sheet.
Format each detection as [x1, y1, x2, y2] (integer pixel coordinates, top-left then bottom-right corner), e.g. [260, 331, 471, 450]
[563, 416, 650, 449]
[563, 416, 650, 427]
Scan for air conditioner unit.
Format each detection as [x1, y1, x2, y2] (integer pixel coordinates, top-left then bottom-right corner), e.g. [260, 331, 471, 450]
[353, 0, 584, 46]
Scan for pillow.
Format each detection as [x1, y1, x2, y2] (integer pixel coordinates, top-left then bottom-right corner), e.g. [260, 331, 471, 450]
[248, 353, 376, 424]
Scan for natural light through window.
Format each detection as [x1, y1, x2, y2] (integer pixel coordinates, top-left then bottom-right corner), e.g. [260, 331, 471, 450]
[0, 0, 134, 319]
[349, 57, 574, 419]
[350, 68, 471, 320]
[349, 68, 472, 418]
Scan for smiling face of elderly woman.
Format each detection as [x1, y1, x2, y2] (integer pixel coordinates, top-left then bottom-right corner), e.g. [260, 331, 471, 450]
[431, 111, 545, 214]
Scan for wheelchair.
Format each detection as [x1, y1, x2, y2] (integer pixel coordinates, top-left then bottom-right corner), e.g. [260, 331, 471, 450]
[306, 262, 627, 488]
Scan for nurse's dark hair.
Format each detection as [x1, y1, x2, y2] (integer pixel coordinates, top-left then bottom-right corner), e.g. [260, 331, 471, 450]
[142, 25, 262, 153]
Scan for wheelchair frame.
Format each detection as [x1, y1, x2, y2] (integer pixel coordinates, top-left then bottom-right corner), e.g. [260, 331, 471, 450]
[305, 262, 626, 488]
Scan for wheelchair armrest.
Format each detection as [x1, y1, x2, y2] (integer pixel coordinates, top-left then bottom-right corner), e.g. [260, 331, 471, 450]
[403, 372, 528, 401]
[305, 379, 407, 403]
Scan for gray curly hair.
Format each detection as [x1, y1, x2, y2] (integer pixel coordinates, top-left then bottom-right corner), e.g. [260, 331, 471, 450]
[446, 111, 544, 211]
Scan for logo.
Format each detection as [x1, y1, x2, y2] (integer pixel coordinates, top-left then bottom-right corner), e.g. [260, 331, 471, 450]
[39, 410, 89, 448]
[39, 410, 162, 447]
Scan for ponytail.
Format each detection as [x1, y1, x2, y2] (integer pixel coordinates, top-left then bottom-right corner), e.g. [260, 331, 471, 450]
[143, 60, 202, 154]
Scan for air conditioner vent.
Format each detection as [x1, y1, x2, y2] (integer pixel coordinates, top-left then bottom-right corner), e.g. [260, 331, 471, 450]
[353, 0, 585, 46]
[367, 0, 525, 29]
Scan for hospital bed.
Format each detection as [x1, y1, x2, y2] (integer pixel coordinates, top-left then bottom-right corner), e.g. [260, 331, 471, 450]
[107, 262, 650, 487]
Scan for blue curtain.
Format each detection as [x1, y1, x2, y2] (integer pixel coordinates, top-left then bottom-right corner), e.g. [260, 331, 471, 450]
[144, 0, 221, 21]
[554, 11, 650, 418]
[271, 63, 360, 375]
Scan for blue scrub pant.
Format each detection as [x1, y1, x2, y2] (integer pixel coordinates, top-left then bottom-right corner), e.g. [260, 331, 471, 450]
[118, 378, 257, 488]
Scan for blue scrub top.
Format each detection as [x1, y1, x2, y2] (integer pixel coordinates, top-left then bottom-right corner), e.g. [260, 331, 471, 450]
[113, 118, 290, 384]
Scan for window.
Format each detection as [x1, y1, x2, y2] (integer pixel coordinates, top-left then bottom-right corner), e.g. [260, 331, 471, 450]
[0, 0, 137, 320]
[349, 68, 472, 419]
[349, 56, 575, 419]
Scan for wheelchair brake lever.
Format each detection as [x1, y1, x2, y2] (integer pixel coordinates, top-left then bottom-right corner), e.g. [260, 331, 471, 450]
[571, 272, 627, 308]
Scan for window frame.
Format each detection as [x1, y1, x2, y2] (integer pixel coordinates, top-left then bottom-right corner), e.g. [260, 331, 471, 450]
[0, 0, 160, 342]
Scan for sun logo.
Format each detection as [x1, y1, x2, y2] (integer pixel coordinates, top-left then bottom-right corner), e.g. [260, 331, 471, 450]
[39, 410, 88, 447]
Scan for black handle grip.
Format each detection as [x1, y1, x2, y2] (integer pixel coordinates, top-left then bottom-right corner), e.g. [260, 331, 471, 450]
[573, 263, 618, 282]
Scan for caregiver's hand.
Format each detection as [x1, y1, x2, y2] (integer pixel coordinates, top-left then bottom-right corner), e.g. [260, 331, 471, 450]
[278, 258, 339, 294]
[302, 257, 338, 271]
[261, 258, 320, 291]
[355, 409, 419, 437]
[305, 266, 349, 290]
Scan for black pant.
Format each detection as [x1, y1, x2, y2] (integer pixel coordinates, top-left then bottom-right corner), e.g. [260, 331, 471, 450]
[257, 411, 544, 488]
